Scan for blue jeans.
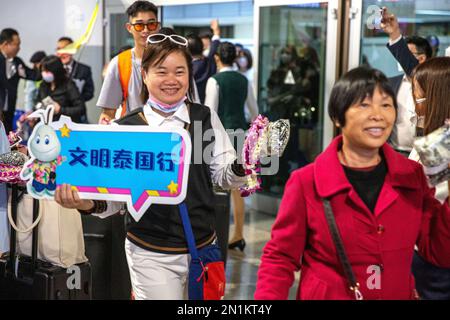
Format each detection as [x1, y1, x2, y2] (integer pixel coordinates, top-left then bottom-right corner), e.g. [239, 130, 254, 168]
[412, 251, 450, 300]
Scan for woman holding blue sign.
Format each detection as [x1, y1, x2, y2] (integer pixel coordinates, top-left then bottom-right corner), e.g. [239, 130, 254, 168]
[55, 30, 253, 300]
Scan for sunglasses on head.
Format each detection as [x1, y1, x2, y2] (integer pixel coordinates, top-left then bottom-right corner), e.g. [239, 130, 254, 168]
[147, 34, 188, 47]
[131, 21, 160, 32]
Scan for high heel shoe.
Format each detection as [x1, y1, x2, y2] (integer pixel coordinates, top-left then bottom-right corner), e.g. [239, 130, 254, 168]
[228, 239, 246, 251]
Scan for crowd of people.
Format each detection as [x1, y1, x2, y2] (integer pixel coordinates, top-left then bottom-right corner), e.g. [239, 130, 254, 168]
[0, 30, 94, 137]
[1, 1, 450, 300]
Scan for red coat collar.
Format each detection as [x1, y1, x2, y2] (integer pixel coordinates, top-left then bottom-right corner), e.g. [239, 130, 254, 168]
[314, 135, 421, 198]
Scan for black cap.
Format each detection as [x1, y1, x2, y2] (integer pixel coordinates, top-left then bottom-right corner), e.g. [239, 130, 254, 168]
[30, 51, 46, 63]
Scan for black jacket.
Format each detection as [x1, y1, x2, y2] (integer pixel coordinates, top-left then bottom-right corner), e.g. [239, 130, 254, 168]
[0, 54, 39, 112]
[37, 79, 86, 123]
[192, 39, 220, 104]
[386, 37, 419, 77]
[68, 60, 94, 102]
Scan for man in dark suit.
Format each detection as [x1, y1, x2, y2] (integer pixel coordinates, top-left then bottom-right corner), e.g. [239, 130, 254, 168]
[0, 28, 39, 133]
[380, 9, 431, 156]
[56, 36, 94, 122]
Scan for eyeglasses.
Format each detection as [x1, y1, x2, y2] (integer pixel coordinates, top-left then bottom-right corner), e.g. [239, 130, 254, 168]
[147, 34, 188, 47]
[415, 98, 426, 104]
[130, 21, 160, 32]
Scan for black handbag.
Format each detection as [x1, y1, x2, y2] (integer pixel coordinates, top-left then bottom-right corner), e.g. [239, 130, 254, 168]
[323, 198, 363, 300]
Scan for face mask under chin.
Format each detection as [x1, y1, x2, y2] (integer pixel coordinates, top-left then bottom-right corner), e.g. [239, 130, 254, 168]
[147, 93, 186, 114]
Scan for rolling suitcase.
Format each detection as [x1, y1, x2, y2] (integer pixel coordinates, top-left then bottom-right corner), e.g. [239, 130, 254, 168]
[0, 184, 92, 300]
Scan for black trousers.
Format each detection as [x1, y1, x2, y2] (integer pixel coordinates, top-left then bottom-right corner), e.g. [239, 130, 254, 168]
[412, 251, 450, 300]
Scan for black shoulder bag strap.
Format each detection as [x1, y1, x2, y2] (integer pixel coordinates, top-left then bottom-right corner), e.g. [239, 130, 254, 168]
[323, 198, 363, 300]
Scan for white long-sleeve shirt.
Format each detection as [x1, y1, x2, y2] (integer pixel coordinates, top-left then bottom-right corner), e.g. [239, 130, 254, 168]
[390, 75, 416, 152]
[94, 102, 247, 218]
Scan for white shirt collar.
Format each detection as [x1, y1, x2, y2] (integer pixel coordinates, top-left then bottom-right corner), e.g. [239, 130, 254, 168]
[1, 51, 13, 62]
[219, 66, 234, 73]
[143, 101, 191, 126]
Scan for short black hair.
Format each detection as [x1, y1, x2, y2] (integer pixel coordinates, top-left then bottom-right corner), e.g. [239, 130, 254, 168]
[41, 55, 68, 87]
[0, 28, 19, 45]
[30, 51, 46, 63]
[187, 33, 203, 56]
[58, 36, 73, 44]
[198, 29, 212, 40]
[126, 1, 158, 19]
[328, 67, 397, 127]
[216, 41, 236, 66]
[406, 36, 432, 59]
[241, 48, 253, 69]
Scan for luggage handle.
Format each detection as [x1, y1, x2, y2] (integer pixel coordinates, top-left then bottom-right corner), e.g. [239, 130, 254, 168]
[7, 196, 42, 233]
[8, 184, 40, 275]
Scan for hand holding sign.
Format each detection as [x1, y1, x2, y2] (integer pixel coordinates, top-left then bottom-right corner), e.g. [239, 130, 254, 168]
[21, 106, 191, 221]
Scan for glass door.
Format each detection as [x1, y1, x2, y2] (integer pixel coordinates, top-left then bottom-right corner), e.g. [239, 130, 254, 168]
[254, 0, 339, 197]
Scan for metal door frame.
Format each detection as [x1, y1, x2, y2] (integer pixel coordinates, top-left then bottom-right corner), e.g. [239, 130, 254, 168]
[348, 0, 363, 69]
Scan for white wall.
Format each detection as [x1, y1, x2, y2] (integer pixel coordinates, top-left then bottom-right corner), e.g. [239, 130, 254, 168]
[0, 0, 104, 123]
[0, 0, 65, 64]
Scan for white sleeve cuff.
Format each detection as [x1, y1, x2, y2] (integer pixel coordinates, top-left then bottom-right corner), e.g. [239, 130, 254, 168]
[389, 35, 403, 46]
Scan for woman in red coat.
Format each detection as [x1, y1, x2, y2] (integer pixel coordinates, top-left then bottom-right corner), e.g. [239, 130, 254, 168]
[254, 67, 450, 300]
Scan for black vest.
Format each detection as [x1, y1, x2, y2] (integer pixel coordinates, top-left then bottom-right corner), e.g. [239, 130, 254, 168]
[116, 103, 216, 253]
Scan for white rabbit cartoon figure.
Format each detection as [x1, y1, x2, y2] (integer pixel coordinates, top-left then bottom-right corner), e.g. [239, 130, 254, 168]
[20, 106, 65, 198]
